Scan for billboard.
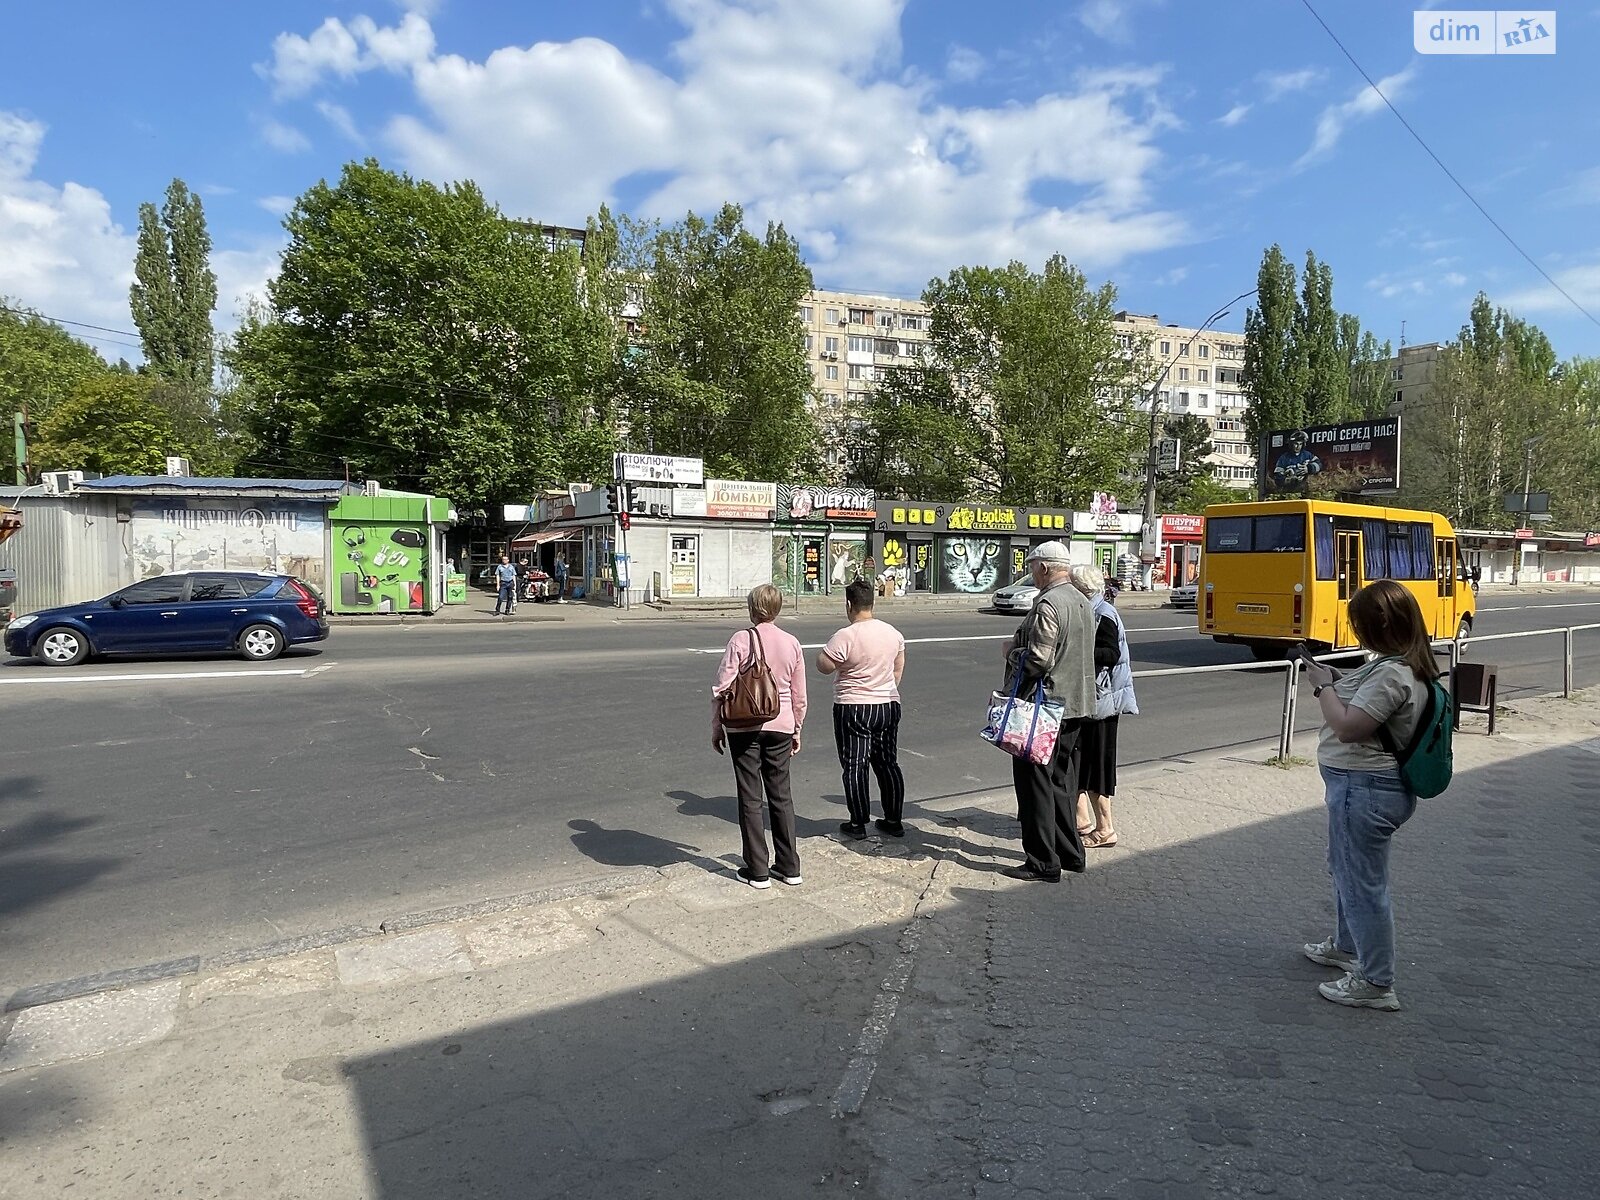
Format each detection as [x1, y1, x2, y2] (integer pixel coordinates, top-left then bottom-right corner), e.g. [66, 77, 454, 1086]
[1261, 417, 1401, 497]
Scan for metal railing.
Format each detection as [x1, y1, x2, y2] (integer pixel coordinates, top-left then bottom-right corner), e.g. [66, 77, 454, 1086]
[1129, 623, 1597, 761]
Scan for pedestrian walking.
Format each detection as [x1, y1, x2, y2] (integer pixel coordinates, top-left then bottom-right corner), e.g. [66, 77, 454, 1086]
[491, 554, 517, 615]
[1000, 541, 1097, 883]
[711, 584, 808, 889]
[1068, 563, 1137, 849]
[1301, 578, 1438, 1011]
[554, 553, 570, 602]
[816, 577, 907, 839]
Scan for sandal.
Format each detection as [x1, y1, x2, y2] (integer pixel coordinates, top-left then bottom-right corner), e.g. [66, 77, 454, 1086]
[1084, 829, 1119, 849]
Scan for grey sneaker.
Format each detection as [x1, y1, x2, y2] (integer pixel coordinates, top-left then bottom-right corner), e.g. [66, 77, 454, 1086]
[1318, 972, 1401, 1011]
[1303, 936, 1358, 972]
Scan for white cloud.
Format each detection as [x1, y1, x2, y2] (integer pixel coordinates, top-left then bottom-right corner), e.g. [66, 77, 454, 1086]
[945, 44, 984, 83]
[263, 12, 434, 97]
[1500, 260, 1600, 315]
[316, 100, 362, 143]
[1442, 271, 1468, 287]
[1079, 0, 1159, 44]
[1547, 166, 1600, 207]
[1216, 103, 1250, 127]
[1258, 66, 1325, 101]
[1154, 266, 1189, 286]
[1296, 66, 1415, 167]
[260, 117, 311, 153]
[261, 2, 1188, 294]
[258, 195, 296, 215]
[0, 111, 278, 361]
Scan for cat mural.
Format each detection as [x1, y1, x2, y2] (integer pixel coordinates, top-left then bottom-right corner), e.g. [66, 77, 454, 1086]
[942, 538, 1004, 593]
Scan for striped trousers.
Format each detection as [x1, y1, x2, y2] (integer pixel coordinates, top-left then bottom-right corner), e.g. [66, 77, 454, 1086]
[832, 701, 906, 826]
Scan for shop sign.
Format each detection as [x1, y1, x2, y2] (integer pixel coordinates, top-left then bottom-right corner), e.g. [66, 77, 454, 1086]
[672, 488, 707, 517]
[875, 500, 1069, 534]
[1161, 514, 1205, 538]
[1089, 492, 1122, 532]
[1514, 527, 1534, 539]
[704, 479, 776, 520]
[1586, 532, 1600, 548]
[781, 485, 876, 520]
[802, 540, 824, 589]
[614, 453, 704, 486]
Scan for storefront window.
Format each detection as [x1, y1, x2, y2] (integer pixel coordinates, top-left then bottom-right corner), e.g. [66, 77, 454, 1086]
[938, 535, 1007, 593]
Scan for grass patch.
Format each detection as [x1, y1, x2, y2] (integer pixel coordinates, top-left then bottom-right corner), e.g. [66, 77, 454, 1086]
[1265, 754, 1314, 770]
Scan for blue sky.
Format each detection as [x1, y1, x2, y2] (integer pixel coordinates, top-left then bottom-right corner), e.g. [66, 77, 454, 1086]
[3, 0, 1598, 361]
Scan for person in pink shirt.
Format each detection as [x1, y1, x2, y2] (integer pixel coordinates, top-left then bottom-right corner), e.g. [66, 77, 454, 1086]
[711, 584, 808, 888]
[816, 578, 907, 838]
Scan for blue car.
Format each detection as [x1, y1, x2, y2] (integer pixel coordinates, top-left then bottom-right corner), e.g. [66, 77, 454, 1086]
[3, 571, 329, 667]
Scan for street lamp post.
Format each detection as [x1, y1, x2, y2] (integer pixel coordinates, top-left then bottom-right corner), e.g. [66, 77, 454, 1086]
[1137, 289, 1257, 589]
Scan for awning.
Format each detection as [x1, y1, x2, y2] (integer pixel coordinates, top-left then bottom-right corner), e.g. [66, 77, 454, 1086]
[509, 528, 582, 550]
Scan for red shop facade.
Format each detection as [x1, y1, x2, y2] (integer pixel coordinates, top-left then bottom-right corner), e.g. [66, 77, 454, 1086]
[1161, 514, 1204, 586]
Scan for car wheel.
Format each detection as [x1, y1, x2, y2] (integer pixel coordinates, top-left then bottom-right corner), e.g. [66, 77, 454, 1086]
[1454, 616, 1471, 658]
[1247, 640, 1287, 662]
[239, 624, 285, 662]
[35, 627, 89, 667]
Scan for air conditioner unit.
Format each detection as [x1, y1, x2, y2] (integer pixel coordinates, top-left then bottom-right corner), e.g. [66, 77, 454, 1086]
[41, 470, 84, 495]
[363, 479, 382, 497]
[163, 456, 191, 477]
[827, 352, 838, 360]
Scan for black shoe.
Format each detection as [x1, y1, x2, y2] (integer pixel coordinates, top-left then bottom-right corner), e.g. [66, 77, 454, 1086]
[1001, 863, 1062, 883]
[735, 866, 772, 890]
[839, 822, 867, 839]
[874, 819, 906, 837]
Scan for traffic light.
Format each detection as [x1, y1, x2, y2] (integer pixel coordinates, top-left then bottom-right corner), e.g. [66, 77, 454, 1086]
[619, 511, 632, 531]
[605, 484, 621, 513]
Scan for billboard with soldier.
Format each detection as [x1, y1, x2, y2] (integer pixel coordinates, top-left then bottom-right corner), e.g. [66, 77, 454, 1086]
[1260, 417, 1401, 497]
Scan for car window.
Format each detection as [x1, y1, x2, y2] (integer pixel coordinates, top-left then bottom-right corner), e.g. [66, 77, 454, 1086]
[188, 574, 248, 601]
[116, 576, 185, 605]
[241, 575, 278, 597]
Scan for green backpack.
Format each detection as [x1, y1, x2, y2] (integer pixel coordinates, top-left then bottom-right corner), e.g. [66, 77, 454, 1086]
[1375, 676, 1454, 798]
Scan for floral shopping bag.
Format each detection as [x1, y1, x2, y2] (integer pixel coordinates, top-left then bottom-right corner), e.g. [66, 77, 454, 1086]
[980, 676, 1064, 765]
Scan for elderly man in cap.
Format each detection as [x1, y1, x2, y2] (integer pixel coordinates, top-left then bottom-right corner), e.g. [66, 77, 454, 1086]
[1000, 540, 1098, 882]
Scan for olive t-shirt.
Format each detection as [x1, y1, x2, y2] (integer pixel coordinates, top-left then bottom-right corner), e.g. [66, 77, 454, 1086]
[1317, 656, 1429, 771]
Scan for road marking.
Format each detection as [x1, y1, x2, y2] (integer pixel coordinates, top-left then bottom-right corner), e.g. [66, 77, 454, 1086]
[304, 662, 338, 677]
[691, 633, 1011, 654]
[1, 668, 311, 686]
[1485, 601, 1600, 612]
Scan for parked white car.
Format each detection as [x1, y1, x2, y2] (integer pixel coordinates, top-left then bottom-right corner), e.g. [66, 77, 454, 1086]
[991, 576, 1041, 612]
[1169, 581, 1198, 610]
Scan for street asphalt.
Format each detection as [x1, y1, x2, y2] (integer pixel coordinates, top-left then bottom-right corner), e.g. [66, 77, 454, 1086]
[1, 590, 1596, 1001]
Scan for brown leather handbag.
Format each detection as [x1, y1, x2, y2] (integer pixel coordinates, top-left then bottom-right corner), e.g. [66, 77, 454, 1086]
[719, 627, 781, 728]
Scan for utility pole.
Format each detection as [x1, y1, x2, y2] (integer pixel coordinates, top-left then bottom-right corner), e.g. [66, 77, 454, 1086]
[13, 401, 30, 486]
[1138, 289, 1257, 589]
[1511, 436, 1541, 587]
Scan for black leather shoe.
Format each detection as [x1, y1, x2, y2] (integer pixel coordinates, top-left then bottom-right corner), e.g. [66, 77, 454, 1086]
[874, 819, 906, 837]
[839, 822, 867, 839]
[1001, 863, 1062, 883]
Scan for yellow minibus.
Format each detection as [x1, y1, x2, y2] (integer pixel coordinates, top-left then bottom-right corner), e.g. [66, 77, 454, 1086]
[1198, 499, 1474, 659]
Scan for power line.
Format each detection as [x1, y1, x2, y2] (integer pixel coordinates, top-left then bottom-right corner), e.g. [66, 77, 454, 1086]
[1299, 0, 1600, 332]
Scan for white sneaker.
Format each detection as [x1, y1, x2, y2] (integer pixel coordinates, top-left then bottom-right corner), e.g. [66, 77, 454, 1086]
[1318, 972, 1401, 1011]
[735, 867, 772, 890]
[771, 869, 802, 886]
[1303, 936, 1358, 972]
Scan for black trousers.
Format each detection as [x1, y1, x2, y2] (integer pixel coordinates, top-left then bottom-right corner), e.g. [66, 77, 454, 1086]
[832, 702, 906, 825]
[728, 731, 800, 879]
[1013, 718, 1086, 875]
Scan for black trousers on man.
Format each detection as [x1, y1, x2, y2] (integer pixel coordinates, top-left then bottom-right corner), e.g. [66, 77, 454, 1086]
[1013, 718, 1086, 876]
[832, 701, 906, 826]
[728, 730, 801, 880]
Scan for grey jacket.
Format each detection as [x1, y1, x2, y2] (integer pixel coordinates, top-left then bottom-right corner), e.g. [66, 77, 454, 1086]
[1004, 579, 1096, 719]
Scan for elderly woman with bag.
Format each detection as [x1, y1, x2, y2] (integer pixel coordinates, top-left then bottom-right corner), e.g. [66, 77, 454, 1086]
[711, 584, 808, 890]
[1069, 563, 1138, 849]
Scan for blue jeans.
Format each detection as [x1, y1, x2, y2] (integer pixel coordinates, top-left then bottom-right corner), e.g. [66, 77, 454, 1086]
[1320, 764, 1416, 987]
[496, 582, 515, 612]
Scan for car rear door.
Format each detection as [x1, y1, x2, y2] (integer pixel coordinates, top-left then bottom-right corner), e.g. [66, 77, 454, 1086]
[94, 575, 190, 652]
[179, 573, 254, 649]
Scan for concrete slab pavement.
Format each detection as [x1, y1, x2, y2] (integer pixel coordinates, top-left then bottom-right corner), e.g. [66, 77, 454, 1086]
[2, 691, 1597, 1198]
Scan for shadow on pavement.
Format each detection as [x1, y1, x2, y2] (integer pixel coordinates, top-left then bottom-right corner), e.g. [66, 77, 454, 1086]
[0, 776, 122, 926]
[565, 818, 718, 871]
[345, 739, 1600, 1198]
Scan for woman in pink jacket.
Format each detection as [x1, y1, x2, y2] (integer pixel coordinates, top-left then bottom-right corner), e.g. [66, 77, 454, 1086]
[712, 584, 808, 889]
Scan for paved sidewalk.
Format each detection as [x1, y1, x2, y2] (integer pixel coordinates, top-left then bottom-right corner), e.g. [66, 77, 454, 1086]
[2, 692, 1596, 1198]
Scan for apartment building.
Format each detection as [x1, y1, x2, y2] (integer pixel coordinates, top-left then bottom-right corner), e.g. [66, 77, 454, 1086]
[1388, 341, 1442, 415]
[1113, 311, 1254, 490]
[797, 289, 932, 475]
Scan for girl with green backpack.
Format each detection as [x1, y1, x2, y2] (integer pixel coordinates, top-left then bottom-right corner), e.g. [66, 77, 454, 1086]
[1301, 579, 1453, 1013]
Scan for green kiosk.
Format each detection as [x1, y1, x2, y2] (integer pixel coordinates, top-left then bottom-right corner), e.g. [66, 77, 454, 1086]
[328, 491, 457, 615]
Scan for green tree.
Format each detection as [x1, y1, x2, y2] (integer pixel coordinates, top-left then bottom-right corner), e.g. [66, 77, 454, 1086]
[1, 303, 111, 482]
[1340, 315, 1394, 418]
[1170, 473, 1240, 514]
[130, 178, 218, 385]
[1242, 245, 1303, 457]
[1296, 251, 1347, 424]
[1155, 413, 1217, 509]
[627, 204, 817, 479]
[857, 256, 1142, 506]
[32, 374, 178, 475]
[228, 160, 624, 504]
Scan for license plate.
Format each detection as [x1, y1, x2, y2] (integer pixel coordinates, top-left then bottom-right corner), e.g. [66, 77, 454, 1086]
[1236, 603, 1270, 614]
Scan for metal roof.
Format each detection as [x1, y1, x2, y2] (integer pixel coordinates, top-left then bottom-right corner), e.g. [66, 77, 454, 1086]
[76, 476, 352, 498]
